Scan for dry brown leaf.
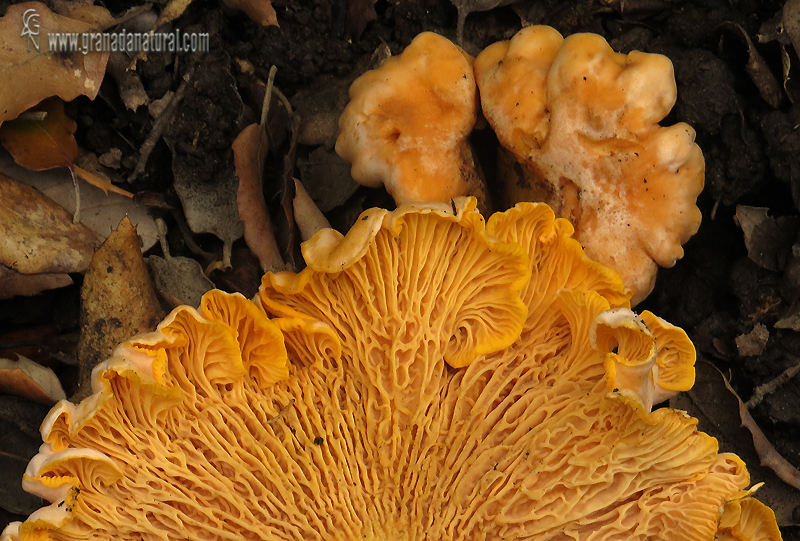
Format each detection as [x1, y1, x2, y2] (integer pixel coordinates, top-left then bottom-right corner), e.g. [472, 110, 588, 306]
[75, 216, 164, 401]
[0, 264, 72, 299]
[0, 98, 133, 197]
[784, 0, 800, 61]
[297, 146, 360, 212]
[148, 254, 214, 309]
[0, 154, 157, 252]
[0, 98, 77, 170]
[164, 58, 244, 270]
[74, 164, 133, 198]
[233, 123, 285, 272]
[719, 22, 783, 109]
[734, 323, 769, 357]
[0, 171, 98, 274]
[734, 205, 798, 272]
[293, 178, 330, 241]
[0, 355, 66, 405]
[0, 3, 111, 126]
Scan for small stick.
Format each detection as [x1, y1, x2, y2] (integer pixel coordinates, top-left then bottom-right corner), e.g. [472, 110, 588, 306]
[130, 65, 195, 181]
[261, 65, 277, 127]
[746, 360, 800, 409]
[265, 399, 296, 425]
[710, 363, 800, 491]
[69, 167, 81, 223]
[272, 86, 293, 116]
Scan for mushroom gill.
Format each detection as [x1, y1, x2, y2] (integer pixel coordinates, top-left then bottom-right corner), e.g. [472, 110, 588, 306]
[1, 199, 779, 541]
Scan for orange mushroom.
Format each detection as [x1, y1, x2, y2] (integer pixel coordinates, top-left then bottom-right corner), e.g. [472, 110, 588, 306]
[475, 26, 704, 305]
[2, 199, 780, 541]
[336, 32, 490, 212]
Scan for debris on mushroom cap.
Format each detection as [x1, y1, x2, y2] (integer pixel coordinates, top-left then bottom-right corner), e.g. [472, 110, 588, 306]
[336, 32, 490, 213]
[2, 198, 780, 541]
[475, 26, 705, 305]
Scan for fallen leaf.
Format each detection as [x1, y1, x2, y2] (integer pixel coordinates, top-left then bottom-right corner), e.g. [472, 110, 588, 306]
[75, 217, 164, 401]
[0, 354, 65, 405]
[233, 123, 285, 272]
[0, 98, 77, 170]
[293, 178, 330, 241]
[735, 323, 770, 357]
[0, 2, 111, 126]
[783, 0, 800, 60]
[0, 152, 157, 251]
[149, 254, 215, 309]
[735, 205, 799, 271]
[0, 264, 72, 299]
[0, 171, 98, 274]
[775, 302, 800, 331]
[98, 148, 122, 169]
[719, 22, 783, 109]
[164, 56, 245, 269]
[0, 99, 132, 197]
[297, 146, 361, 212]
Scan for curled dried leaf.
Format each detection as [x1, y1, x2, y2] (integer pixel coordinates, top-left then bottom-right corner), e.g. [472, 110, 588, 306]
[0, 3, 110, 126]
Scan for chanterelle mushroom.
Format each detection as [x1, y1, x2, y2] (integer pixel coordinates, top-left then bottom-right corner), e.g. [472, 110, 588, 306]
[2, 199, 779, 541]
[336, 32, 490, 212]
[474, 26, 705, 305]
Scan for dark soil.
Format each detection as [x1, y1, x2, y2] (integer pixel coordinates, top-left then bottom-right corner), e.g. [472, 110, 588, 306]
[1, 0, 799, 537]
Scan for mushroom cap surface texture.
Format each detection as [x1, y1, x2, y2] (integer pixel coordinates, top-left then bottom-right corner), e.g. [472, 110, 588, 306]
[475, 26, 705, 305]
[2, 199, 780, 541]
[336, 32, 485, 207]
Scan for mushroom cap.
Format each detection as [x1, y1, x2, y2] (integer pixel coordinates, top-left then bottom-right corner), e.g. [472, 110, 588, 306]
[2, 199, 778, 541]
[717, 497, 783, 541]
[475, 27, 705, 305]
[336, 32, 479, 204]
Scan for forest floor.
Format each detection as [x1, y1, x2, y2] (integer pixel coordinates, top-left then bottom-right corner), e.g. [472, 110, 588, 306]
[0, 0, 799, 538]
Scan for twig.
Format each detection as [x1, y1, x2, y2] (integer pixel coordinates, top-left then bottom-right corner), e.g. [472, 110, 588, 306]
[710, 363, 800, 491]
[746, 360, 800, 409]
[261, 65, 277, 127]
[265, 399, 295, 425]
[272, 86, 293, 116]
[69, 166, 81, 223]
[129, 65, 195, 181]
[155, 218, 171, 260]
[169, 210, 214, 260]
